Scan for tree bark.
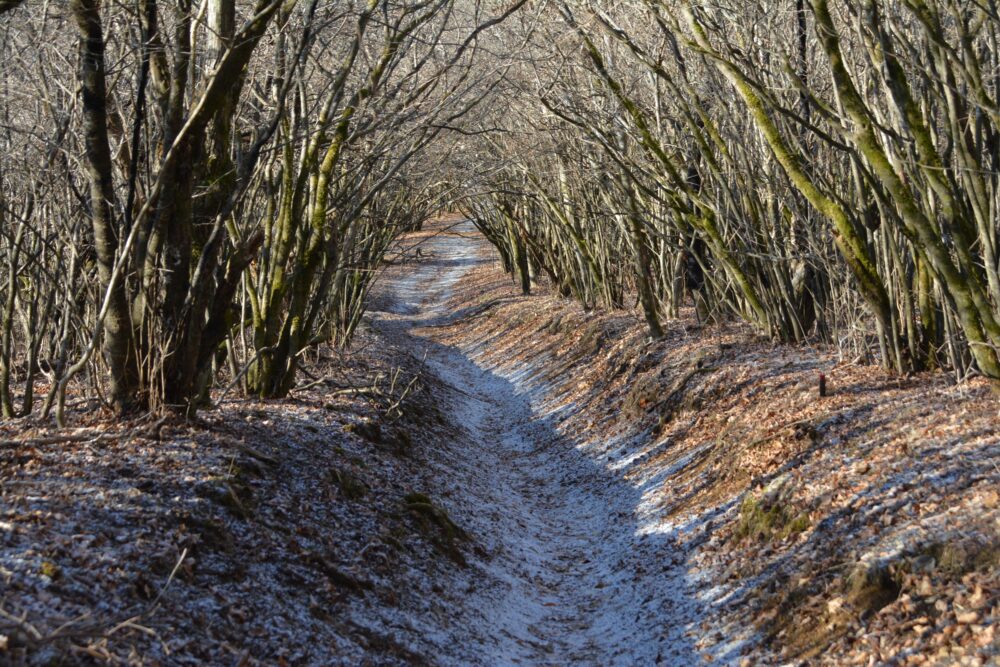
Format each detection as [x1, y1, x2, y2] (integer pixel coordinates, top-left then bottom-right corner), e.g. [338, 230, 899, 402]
[71, 0, 139, 411]
[0, 0, 25, 15]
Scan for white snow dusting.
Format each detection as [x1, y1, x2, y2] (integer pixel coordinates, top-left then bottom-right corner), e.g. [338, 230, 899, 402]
[370, 222, 721, 666]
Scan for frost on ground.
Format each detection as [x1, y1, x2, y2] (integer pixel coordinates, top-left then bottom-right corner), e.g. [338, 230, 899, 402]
[0, 325, 487, 665]
[0, 224, 522, 664]
[421, 220, 1000, 666]
[1, 217, 998, 665]
[368, 221, 704, 665]
[0, 217, 700, 666]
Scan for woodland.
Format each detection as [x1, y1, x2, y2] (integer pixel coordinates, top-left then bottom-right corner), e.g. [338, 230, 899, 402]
[0, 0, 999, 664]
[2, 0, 1000, 417]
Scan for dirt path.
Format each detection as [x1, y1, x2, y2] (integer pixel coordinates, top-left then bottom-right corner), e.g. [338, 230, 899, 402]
[370, 222, 701, 666]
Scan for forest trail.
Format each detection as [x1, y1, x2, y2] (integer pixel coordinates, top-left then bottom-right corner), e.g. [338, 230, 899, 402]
[370, 222, 699, 666]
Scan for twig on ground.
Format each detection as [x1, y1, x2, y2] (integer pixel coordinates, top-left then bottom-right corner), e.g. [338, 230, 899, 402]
[0, 417, 167, 452]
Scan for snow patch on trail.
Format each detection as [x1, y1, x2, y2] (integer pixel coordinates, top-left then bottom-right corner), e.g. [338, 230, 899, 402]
[370, 223, 721, 665]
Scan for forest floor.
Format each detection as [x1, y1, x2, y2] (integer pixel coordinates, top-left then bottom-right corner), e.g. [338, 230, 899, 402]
[0, 217, 998, 665]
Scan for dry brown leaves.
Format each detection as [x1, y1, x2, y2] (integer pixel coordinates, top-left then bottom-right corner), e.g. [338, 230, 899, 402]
[429, 228, 1000, 666]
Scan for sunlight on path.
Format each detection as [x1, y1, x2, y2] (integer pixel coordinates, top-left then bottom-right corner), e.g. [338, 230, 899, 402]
[371, 222, 704, 666]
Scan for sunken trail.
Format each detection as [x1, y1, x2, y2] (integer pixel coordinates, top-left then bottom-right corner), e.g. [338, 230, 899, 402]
[369, 221, 702, 665]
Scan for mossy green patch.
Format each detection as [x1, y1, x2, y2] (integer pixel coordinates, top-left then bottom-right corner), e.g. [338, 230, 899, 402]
[403, 492, 468, 565]
[331, 466, 367, 500]
[39, 561, 60, 580]
[845, 561, 900, 614]
[734, 494, 810, 542]
[577, 323, 605, 356]
[919, 533, 1000, 576]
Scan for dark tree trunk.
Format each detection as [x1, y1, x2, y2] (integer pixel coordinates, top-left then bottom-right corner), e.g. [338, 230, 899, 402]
[71, 0, 139, 412]
[628, 215, 663, 339]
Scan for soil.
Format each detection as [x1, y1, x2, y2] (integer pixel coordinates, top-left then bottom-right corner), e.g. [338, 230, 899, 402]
[1, 217, 997, 665]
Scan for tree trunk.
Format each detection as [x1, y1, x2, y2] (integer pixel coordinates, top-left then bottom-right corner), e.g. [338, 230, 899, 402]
[71, 0, 139, 412]
[628, 214, 663, 339]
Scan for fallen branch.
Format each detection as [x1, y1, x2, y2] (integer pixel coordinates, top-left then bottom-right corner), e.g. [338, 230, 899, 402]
[292, 376, 383, 395]
[0, 417, 167, 452]
[226, 440, 278, 466]
[0, 431, 114, 451]
[330, 385, 383, 398]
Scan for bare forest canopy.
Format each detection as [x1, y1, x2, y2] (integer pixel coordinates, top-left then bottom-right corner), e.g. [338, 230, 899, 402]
[2, 0, 1000, 422]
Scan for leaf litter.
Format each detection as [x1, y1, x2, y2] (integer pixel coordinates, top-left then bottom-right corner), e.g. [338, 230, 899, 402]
[0, 217, 997, 665]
